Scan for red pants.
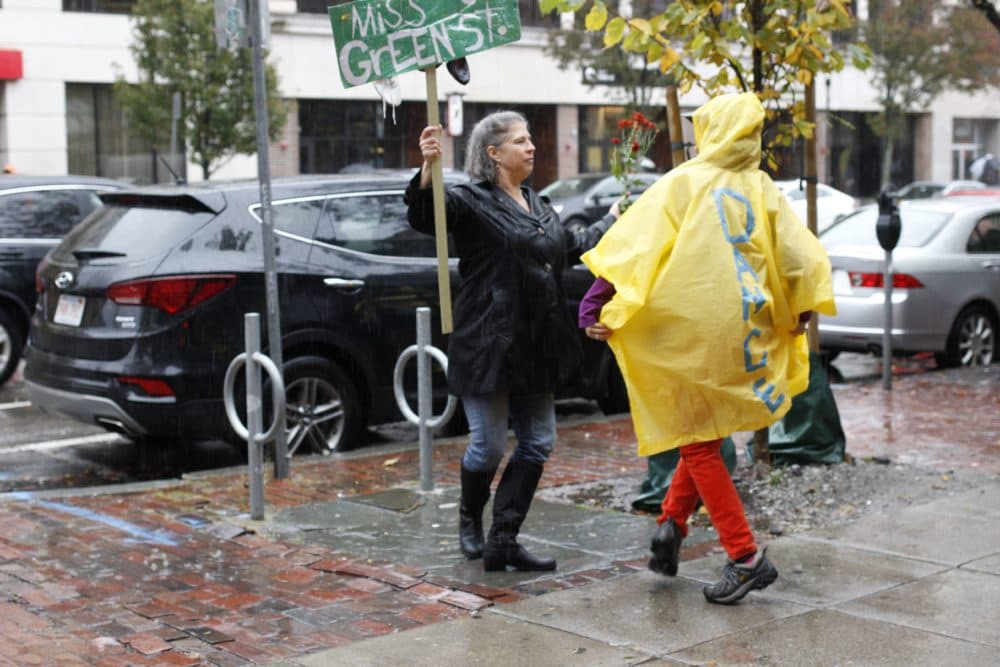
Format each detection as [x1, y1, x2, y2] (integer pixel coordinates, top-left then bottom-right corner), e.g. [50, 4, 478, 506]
[657, 439, 757, 562]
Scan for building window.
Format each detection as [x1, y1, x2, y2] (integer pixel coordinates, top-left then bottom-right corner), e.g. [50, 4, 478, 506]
[298, 100, 426, 174]
[298, 0, 339, 12]
[64, 0, 137, 13]
[65, 83, 159, 184]
[951, 117, 998, 180]
[300, 0, 558, 26]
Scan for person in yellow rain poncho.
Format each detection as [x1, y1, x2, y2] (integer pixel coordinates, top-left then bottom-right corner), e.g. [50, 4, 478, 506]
[581, 92, 835, 605]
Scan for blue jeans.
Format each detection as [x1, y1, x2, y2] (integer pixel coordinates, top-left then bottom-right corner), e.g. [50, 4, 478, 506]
[461, 392, 556, 472]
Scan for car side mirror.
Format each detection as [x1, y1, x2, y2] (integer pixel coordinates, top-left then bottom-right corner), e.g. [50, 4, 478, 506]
[876, 190, 901, 251]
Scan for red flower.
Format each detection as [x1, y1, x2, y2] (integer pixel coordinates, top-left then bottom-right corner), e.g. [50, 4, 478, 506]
[617, 119, 632, 130]
[631, 141, 641, 153]
[611, 137, 621, 145]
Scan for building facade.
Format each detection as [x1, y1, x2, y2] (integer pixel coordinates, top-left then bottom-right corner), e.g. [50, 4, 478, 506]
[1, 0, 998, 197]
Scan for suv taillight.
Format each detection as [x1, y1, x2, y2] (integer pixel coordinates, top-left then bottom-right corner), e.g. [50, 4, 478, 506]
[35, 257, 49, 294]
[106, 275, 236, 314]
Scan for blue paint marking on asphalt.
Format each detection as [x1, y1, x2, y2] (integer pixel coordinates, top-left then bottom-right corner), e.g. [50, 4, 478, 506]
[6, 491, 178, 546]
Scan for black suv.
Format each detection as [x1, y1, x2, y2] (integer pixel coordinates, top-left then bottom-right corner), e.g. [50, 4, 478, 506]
[0, 175, 124, 384]
[25, 172, 625, 453]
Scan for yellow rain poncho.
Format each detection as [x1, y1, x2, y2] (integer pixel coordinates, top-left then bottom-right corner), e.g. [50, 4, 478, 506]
[582, 92, 836, 457]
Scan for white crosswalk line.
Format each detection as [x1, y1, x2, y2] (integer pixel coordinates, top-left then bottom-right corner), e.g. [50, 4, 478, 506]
[3, 433, 124, 454]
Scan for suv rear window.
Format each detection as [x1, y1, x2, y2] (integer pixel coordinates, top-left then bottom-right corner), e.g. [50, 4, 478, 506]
[51, 204, 215, 262]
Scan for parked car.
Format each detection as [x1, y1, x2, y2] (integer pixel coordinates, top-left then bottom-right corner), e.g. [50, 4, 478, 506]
[0, 175, 124, 385]
[24, 172, 625, 453]
[817, 196, 999, 367]
[540, 172, 661, 234]
[775, 179, 858, 232]
[894, 180, 986, 200]
[941, 187, 1000, 198]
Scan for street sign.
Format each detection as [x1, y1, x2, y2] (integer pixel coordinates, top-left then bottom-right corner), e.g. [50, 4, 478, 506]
[215, 0, 249, 50]
[329, 0, 522, 88]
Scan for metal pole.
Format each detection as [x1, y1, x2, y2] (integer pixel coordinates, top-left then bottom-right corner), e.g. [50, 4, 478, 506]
[249, 0, 288, 478]
[244, 313, 265, 520]
[825, 76, 832, 185]
[882, 251, 894, 390]
[804, 79, 820, 354]
[170, 92, 181, 178]
[416, 307, 434, 491]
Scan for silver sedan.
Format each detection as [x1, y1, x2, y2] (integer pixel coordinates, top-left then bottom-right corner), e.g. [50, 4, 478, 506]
[818, 196, 999, 366]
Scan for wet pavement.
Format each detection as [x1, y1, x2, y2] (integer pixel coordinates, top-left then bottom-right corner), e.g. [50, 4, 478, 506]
[0, 364, 996, 665]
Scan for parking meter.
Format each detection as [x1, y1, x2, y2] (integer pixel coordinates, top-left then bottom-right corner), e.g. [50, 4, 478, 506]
[875, 190, 901, 390]
[876, 190, 901, 251]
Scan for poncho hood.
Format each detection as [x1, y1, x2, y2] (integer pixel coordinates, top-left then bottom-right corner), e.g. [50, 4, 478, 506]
[692, 92, 764, 171]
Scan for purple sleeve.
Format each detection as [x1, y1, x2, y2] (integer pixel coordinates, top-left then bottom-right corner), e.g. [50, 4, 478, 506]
[578, 277, 617, 328]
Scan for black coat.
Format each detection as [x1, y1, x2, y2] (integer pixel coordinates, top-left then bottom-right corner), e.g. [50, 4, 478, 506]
[405, 172, 614, 396]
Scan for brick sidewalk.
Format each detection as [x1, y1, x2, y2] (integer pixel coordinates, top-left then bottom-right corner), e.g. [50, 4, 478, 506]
[0, 418, 648, 666]
[1, 366, 995, 665]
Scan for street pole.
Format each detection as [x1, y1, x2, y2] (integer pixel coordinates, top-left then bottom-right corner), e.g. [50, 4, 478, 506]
[825, 76, 832, 186]
[248, 0, 288, 478]
[805, 79, 820, 354]
[882, 252, 893, 390]
[170, 92, 181, 181]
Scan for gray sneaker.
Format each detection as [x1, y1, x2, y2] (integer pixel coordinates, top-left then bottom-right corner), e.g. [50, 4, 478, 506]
[703, 547, 778, 605]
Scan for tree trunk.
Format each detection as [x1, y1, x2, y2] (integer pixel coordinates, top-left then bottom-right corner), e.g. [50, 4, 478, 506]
[971, 0, 1000, 35]
[750, 0, 764, 92]
[881, 137, 895, 192]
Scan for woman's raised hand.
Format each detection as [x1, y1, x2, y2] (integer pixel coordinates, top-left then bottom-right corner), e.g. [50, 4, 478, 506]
[418, 125, 443, 188]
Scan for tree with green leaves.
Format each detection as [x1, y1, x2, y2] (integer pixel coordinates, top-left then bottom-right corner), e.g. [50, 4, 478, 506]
[114, 0, 287, 181]
[864, 1, 1000, 188]
[542, 0, 870, 170]
[546, 2, 671, 113]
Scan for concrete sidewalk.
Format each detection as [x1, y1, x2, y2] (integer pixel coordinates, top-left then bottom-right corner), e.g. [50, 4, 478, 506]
[0, 365, 996, 665]
[278, 484, 1000, 666]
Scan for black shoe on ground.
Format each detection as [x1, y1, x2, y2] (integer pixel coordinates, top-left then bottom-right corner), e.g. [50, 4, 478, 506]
[649, 519, 682, 576]
[703, 547, 778, 605]
[483, 541, 556, 572]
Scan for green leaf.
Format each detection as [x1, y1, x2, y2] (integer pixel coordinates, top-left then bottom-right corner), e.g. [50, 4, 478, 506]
[585, 1, 608, 31]
[604, 17, 626, 47]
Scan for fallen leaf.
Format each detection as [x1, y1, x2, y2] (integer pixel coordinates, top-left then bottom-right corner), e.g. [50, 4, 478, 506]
[383, 458, 399, 467]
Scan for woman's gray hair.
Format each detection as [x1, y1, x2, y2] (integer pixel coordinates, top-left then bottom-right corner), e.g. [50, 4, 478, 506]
[464, 110, 528, 182]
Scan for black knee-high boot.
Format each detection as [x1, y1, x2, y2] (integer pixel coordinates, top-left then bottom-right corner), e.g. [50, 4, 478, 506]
[459, 464, 496, 559]
[483, 458, 556, 572]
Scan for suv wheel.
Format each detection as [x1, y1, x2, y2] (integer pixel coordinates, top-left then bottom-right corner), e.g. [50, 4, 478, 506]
[0, 308, 24, 385]
[936, 305, 996, 368]
[284, 356, 364, 454]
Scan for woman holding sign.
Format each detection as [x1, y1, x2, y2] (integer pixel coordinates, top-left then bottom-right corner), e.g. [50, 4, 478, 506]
[406, 112, 616, 572]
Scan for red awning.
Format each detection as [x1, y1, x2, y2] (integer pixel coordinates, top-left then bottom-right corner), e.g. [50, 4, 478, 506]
[0, 50, 23, 81]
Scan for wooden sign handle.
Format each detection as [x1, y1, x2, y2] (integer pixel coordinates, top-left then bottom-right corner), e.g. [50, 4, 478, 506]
[424, 66, 453, 334]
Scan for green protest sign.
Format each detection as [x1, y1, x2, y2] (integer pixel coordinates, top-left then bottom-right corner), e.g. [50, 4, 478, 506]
[330, 0, 522, 88]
